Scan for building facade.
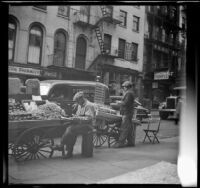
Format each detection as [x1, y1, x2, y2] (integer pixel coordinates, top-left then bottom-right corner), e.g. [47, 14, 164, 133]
[9, 5, 145, 96]
[142, 5, 182, 108]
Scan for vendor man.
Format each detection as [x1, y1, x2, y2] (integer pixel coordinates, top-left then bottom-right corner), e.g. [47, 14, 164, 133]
[113, 81, 135, 148]
[52, 91, 96, 159]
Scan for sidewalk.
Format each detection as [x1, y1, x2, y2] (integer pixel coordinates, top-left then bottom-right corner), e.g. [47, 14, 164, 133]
[8, 135, 180, 184]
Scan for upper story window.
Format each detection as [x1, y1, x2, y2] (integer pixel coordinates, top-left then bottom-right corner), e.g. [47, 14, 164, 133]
[104, 5, 113, 17]
[119, 10, 127, 27]
[53, 30, 67, 66]
[104, 34, 112, 53]
[58, 6, 70, 17]
[133, 16, 140, 32]
[28, 25, 43, 65]
[80, 6, 90, 16]
[170, 6, 176, 19]
[34, 6, 47, 10]
[75, 36, 87, 70]
[125, 42, 138, 61]
[9, 17, 17, 61]
[118, 38, 126, 58]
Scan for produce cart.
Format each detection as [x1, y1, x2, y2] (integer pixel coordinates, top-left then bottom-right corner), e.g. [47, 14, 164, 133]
[93, 107, 141, 148]
[9, 118, 73, 162]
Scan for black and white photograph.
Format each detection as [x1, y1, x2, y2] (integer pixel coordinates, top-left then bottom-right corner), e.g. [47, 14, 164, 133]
[5, 1, 198, 186]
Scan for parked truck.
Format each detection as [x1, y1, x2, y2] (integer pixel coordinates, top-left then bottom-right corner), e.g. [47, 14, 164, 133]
[159, 95, 179, 120]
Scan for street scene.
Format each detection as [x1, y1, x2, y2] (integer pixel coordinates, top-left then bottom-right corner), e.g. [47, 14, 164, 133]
[7, 4, 196, 186]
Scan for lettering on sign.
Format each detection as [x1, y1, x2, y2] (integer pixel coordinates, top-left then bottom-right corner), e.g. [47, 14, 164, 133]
[154, 71, 171, 80]
[9, 66, 41, 76]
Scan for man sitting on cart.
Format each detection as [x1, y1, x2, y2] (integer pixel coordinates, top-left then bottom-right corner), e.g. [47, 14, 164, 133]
[52, 91, 96, 159]
[113, 81, 135, 148]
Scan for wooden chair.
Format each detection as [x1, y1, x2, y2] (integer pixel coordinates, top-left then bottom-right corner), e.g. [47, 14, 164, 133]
[143, 114, 161, 144]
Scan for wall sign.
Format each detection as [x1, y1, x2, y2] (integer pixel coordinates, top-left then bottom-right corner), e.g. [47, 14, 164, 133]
[154, 71, 171, 80]
[9, 66, 41, 76]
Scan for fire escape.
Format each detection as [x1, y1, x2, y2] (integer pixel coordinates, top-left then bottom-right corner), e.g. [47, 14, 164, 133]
[73, 6, 121, 55]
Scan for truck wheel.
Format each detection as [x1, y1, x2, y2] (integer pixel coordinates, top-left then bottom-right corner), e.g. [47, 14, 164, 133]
[159, 111, 169, 120]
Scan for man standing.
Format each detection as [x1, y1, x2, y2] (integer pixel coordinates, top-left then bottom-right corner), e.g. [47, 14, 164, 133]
[113, 81, 135, 148]
[52, 91, 95, 158]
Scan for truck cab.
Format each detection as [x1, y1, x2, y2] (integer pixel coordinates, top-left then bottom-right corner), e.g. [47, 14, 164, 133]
[39, 80, 110, 116]
[159, 95, 178, 120]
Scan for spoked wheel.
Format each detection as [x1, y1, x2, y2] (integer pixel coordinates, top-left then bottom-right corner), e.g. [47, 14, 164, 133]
[93, 130, 108, 147]
[8, 143, 15, 155]
[107, 125, 120, 148]
[93, 120, 108, 147]
[13, 128, 54, 162]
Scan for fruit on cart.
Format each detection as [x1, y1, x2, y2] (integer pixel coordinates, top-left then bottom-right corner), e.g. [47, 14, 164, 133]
[30, 101, 66, 120]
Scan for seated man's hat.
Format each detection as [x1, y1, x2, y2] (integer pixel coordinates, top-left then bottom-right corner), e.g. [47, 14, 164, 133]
[73, 91, 84, 101]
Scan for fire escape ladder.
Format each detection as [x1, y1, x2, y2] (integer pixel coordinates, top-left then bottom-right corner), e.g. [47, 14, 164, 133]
[94, 26, 105, 54]
[100, 6, 108, 17]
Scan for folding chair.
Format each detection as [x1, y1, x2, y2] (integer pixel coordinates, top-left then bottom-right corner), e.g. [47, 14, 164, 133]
[143, 114, 161, 144]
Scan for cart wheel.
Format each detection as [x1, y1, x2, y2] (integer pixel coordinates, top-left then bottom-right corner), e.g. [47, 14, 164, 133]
[93, 121, 108, 147]
[8, 143, 15, 155]
[13, 128, 54, 162]
[93, 131, 108, 147]
[107, 126, 120, 148]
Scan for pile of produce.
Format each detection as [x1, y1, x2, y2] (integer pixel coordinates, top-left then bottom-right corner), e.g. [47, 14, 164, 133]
[9, 99, 34, 121]
[30, 101, 66, 120]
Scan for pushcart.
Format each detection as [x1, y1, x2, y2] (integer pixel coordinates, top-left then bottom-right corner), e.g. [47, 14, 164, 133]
[9, 119, 72, 162]
[93, 112, 141, 148]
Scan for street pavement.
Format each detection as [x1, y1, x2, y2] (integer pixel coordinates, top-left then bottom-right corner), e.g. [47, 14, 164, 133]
[8, 115, 180, 184]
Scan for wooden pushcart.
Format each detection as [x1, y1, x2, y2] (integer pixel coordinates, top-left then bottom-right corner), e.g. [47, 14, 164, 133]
[93, 112, 141, 148]
[9, 118, 93, 162]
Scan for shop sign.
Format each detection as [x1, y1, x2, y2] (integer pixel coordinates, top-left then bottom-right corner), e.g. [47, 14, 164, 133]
[154, 71, 170, 80]
[9, 66, 41, 76]
[41, 70, 57, 78]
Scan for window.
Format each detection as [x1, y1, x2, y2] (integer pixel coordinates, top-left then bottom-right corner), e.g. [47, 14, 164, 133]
[133, 16, 140, 32]
[118, 38, 126, 58]
[75, 36, 87, 69]
[170, 6, 176, 19]
[80, 6, 90, 16]
[119, 10, 127, 27]
[58, 6, 70, 17]
[34, 6, 47, 10]
[105, 5, 113, 17]
[131, 43, 138, 61]
[28, 25, 43, 64]
[53, 30, 66, 66]
[9, 17, 17, 61]
[104, 34, 112, 53]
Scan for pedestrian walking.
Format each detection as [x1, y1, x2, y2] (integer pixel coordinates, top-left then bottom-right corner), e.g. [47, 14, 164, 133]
[113, 81, 135, 148]
[52, 91, 96, 158]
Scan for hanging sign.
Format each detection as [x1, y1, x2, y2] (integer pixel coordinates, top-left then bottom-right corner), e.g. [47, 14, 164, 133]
[154, 71, 170, 80]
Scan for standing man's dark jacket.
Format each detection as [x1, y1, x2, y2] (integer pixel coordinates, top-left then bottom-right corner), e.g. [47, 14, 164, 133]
[120, 90, 135, 116]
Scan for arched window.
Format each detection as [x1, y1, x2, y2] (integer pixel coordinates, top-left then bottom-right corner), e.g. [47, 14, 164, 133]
[53, 30, 66, 66]
[75, 36, 87, 69]
[9, 17, 17, 61]
[28, 25, 43, 64]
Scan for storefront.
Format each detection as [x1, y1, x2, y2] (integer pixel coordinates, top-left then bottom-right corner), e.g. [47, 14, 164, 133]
[8, 63, 96, 85]
[8, 63, 59, 84]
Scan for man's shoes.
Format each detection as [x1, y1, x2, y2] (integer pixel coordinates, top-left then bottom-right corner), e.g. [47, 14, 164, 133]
[112, 142, 126, 148]
[62, 152, 73, 159]
[51, 144, 64, 151]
